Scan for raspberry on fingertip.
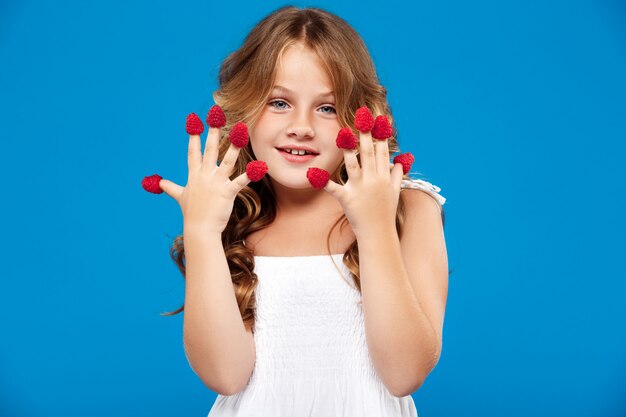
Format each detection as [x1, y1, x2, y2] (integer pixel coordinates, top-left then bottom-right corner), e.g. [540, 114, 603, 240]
[371, 115, 393, 140]
[186, 113, 204, 135]
[246, 160, 268, 182]
[336, 127, 358, 150]
[207, 105, 226, 128]
[142, 174, 164, 194]
[306, 167, 330, 189]
[354, 106, 375, 132]
[393, 152, 415, 174]
[229, 122, 249, 148]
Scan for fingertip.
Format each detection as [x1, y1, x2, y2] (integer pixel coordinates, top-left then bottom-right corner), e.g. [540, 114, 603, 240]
[246, 160, 268, 182]
[355, 106, 375, 132]
[186, 113, 205, 135]
[306, 167, 330, 189]
[336, 127, 358, 150]
[142, 174, 164, 194]
[207, 105, 227, 128]
[229, 121, 249, 148]
[372, 115, 392, 140]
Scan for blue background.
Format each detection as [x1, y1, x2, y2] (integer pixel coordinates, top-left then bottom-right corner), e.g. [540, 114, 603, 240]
[1, 0, 624, 416]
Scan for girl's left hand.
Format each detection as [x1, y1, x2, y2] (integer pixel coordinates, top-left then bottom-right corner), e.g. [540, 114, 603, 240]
[311, 108, 405, 240]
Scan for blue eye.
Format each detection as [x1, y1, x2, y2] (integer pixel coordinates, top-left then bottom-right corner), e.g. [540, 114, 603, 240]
[268, 99, 336, 114]
[269, 100, 289, 110]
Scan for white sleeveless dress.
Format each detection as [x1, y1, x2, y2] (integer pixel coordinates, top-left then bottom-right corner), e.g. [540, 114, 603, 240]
[207, 179, 446, 417]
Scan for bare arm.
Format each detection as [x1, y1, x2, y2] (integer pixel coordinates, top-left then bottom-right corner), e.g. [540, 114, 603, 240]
[359, 227, 440, 397]
[182, 229, 255, 395]
[155, 108, 263, 396]
[358, 191, 448, 398]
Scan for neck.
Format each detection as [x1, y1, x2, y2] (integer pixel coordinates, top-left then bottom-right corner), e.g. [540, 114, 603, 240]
[270, 180, 343, 221]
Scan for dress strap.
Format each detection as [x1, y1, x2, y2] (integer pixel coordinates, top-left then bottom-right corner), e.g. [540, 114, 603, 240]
[400, 178, 446, 208]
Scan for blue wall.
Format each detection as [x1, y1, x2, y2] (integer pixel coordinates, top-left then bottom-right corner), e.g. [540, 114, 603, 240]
[0, 0, 624, 416]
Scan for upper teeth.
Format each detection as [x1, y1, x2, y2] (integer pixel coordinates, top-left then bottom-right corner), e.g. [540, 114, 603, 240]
[284, 148, 312, 155]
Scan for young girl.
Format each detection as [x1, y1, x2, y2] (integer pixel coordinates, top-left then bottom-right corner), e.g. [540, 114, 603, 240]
[146, 6, 448, 416]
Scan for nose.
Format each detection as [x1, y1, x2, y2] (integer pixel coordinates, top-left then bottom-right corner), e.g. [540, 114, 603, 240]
[286, 109, 314, 139]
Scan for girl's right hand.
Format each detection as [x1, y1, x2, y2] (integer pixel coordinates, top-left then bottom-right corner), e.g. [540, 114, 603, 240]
[158, 114, 260, 236]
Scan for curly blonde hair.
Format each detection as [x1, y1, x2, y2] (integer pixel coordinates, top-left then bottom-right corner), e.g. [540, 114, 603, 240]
[162, 6, 445, 332]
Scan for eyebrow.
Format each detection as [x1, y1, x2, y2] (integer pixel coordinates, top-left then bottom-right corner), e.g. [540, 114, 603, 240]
[272, 85, 335, 98]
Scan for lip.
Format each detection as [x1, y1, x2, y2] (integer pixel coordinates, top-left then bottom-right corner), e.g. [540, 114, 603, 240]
[276, 148, 317, 163]
[276, 145, 319, 154]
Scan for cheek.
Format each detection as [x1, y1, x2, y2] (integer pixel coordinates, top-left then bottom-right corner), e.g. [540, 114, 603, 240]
[249, 139, 268, 163]
[247, 132, 261, 159]
[327, 148, 345, 172]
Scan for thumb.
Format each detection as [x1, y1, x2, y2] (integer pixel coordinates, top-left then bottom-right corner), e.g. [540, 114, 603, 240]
[230, 172, 253, 196]
[323, 179, 342, 200]
[159, 179, 184, 203]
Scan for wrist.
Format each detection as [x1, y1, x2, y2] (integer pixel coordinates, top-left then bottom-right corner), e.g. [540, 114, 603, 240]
[354, 222, 397, 243]
[356, 229, 402, 258]
[183, 223, 224, 241]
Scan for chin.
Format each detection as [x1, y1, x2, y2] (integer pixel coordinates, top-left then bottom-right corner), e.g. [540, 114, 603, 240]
[265, 160, 341, 189]
[267, 174, 314, 190]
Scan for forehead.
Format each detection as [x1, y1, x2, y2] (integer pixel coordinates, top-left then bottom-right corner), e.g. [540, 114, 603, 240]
[274, 43, 333, 93]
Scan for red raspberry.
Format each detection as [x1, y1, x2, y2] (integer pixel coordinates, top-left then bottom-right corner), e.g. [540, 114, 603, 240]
[371, 115, 392, 140]
[354, 106, 375, 132]
[142, 174, 163, 194]
[186, 113, 204, 135]
[229, 122, 249, 148]
[206, 105, 226, 128]
[336, 127, 358, 150]
[246, 160, 268, 182]
[393, 152, 415, 174]
[306, 167, 330, 189]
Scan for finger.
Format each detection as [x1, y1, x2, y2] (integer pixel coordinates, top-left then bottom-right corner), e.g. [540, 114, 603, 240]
[186, 113, 205, 173]
[322, 178, 343, 200]
[358, 131, 375, 175]
[188, 134, 202, 174]
[203, 105, 226, 168]
[159, 179, 185, 203]
[342, 148, 361, 180]
[390, 163, 404, 191]
[216, 143, 242, 178]
[375, 139, 391, 178]
[228, 171, 253, 197]
[203, 126, 221, 168]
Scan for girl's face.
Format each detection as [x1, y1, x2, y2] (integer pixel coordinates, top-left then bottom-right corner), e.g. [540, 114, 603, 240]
[249, 42, 344, 190]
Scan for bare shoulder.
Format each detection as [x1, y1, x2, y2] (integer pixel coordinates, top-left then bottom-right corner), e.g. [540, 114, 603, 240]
[400, 187, 444, 225]
[400, 178, 446, 216]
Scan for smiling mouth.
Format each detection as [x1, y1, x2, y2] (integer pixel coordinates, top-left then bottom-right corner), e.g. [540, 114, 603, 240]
[276, 148, 318, 163]
[276, 148, 319, 156]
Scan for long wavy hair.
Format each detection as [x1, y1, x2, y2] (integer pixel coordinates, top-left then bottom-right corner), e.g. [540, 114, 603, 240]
[162, 6, 446, 332]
